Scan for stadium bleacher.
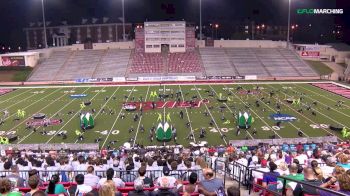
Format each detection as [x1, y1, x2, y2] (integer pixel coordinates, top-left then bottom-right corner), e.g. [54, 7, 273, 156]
[199, 47, 318, 78]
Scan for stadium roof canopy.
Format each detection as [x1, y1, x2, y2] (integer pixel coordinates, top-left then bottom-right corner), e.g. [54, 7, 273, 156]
[327, 43, 350, 52]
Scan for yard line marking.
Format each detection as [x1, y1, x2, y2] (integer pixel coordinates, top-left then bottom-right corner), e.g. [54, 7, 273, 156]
[290, 84, 350, 119]
[269, 84, 349, 129]
[265, 84, 344, 139]
[243, 84, 307, 138]
[209, 85, 254, 139]
[193, 85, 227, 145]
[295, 84, 350, 109]
[75, 86, 121, 143]
[178, 85, 196, 143]
[0, 88, 33, 105]
[0, 90, 42, 111]
[223, 85, 281, 138]
[17, 87, 77, 143]
[133, 86, 150, 147]
[2, 88, 61, 122]
[101, 86, 135, 148]
[45, 87, 105, 144]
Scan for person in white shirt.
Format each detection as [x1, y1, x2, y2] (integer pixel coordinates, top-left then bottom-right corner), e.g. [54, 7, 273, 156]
[156, 166, 177, 188]
[69, 174, 92, 195]
[295, 150, 308, 165]
[84, 166, 100, 188]
[98, 168, 125, 188]
[75, 156, 87, 174]
[321, 157, 337, 179]
[252, 160, 269, 183]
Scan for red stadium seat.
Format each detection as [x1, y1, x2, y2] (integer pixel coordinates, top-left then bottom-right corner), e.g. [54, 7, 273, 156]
[18, 187, 31, 193]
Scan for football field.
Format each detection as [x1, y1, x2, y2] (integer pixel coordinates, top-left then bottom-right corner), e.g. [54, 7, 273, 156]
[0, 82, 349, 148]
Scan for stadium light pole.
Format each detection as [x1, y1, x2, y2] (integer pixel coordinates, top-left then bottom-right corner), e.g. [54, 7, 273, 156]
[199, 0, 202, 40]
[122, 0, 126, 41]
[41, 0, 48, 48]
[287, 0, 291, 49]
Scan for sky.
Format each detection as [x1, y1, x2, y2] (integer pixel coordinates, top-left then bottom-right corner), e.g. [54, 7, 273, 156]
[0, 0, 349, 49]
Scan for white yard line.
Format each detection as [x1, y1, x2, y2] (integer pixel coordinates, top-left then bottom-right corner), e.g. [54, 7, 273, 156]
[209, 85, 254, 139]
[178, 85, 196, 143]
[0, 88, 33, 105]
[0, 91, 42, 111]
[296, 83, 350, 109]
[268, 84, 349, 129]
[223, 85, 282, 138]
[74, 86, 121, 143]
[132, 86, 150, 147]
[45, 87, 105, 144]
[2, 88, 61, 122]
[290, 84, 350, 118]
[243, 84, 308, 137]
[17, 87, 77, 143]
[265, 84, 344, 139]
[101, 86, 135, 147]
[193, 85, 227, 145]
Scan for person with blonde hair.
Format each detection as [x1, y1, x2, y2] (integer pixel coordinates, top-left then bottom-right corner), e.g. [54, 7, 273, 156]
[312, 167, 324, 182]
[99, 182, 121, 196]
[337, 154, 350, 170]
[0, 178, 22, 196]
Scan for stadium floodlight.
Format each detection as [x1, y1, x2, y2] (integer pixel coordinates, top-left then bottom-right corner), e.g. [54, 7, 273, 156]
[122, 0, 126, 41]
[287, 0, 291, 48]
[199, 0, 202, 40]
[41, 0, 48, 48]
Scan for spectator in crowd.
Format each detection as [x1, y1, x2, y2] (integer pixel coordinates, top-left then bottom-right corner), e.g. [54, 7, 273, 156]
[227, 184, 240, 196]
[276, 162, 289, 176]
[156, 166, 177, 188]
[252, 159, 269, 183]
[0, 178, 22, 196]
[320, 173, 350, 195]
[128, 179, 150, 196]
[177, 172, 214, 195]
[84, 166, 100, 187]
[24, 176, 40, 196]
[153, 177, 177, 196]
[262, 162, 280, 191]
[278, 163, 304, 191]
[134, 166, 153, 188]
[75, 156, 88, 174]
[321, 157, 337, 179]
[98, 168, 125, 189]
[292, 167, 323, 196]
[337, 154, 350, 170]
[199, 168, 224, 192]
[31, 191, 46, 196]
[6, 165, 25, 187]
[28, 169, 43, 187]
[46, 174, 66, 195]
[313, 167, 325, 182]
[121, 165, 136, 182]
[68, 174, 92, 195]
[99, 182, 122, 196]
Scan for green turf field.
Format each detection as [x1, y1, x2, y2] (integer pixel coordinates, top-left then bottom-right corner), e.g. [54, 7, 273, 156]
[0, 82, 349, 147]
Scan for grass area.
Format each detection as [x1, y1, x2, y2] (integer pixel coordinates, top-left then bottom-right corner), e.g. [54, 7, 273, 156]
[0, 83, 349, 147]
[305, 60, 333, 75]
[0, 67, 33, 82]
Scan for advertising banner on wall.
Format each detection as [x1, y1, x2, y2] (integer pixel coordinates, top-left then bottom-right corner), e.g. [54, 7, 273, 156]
[1, 56, 26, 66]
[301, 51, 320, 57]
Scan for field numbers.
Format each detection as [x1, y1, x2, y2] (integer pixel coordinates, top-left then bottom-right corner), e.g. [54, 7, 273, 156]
[261, 126, 281, 131]
[309, 124, 329, 129]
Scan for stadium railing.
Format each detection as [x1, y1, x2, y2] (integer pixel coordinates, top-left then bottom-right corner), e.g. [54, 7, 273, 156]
[211, 159, 347, 196]
[0, 169, 201, 183]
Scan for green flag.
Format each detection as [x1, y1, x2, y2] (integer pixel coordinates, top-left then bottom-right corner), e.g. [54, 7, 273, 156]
[156, 123, 164, 140]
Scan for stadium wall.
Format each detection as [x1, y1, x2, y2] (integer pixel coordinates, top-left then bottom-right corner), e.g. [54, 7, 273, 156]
[213, 40, 287, 48]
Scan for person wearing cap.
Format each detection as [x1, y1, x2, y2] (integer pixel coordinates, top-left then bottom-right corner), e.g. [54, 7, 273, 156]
[321, 156, 337, 179]
[252, 159, 269, 183]
[155, 166, 177, 188]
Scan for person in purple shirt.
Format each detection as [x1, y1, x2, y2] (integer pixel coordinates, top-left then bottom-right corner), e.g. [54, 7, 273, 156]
[262, 162, 280, 191]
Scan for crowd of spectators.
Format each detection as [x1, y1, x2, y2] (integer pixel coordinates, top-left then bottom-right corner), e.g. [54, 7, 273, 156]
[0, 140, 350, 196]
